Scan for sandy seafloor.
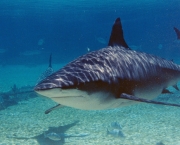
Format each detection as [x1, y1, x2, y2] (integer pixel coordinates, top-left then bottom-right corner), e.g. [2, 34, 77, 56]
[0, 64, 180, 145]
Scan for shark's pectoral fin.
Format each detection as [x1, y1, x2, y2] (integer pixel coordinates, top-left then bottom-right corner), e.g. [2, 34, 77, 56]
[161, 88, 173, 94]
[120, 93, 180, 107]
[45, 104, 63, 114]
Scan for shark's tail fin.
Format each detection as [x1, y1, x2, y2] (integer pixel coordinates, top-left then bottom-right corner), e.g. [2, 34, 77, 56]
[174, 27, 180, 40]
[108, 17, 130, 49]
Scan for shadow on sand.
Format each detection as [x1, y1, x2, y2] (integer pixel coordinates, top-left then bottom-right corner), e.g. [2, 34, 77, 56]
[9, 120, 82, 145]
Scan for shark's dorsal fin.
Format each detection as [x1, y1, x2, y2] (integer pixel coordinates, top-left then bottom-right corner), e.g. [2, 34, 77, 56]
[108, 18, 130, 49]
[120, 93, 180, 107]
[174, 27, 180, 40]
[49, 53, 52, 68]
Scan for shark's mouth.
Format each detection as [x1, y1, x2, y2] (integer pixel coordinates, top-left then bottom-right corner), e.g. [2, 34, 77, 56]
[35, 79, 120, 100]
[35, 80, 117, 95]
[35, 84, 126, 110]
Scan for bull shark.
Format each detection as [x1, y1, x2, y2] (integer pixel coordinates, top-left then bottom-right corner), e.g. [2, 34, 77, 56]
[34, 18, 180, 113]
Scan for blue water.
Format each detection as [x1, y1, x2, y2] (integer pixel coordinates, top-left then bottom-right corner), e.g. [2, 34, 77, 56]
[0, 1, 180, 144]
[0, 0, 180, 65]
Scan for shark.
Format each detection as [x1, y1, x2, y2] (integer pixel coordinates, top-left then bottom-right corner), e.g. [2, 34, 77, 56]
[34, 18, 180, 112]
[37, 53, 54, 83]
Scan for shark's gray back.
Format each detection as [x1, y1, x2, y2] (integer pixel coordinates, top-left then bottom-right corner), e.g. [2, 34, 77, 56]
[36, 46, 180, 90]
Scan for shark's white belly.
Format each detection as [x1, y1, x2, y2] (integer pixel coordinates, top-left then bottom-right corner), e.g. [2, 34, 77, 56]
[36, 75, 180, 110]
[38, 88, 136, 110]
[37, 84, 163, 110]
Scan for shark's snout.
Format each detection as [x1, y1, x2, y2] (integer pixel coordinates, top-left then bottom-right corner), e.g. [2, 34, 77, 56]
[34, 82, 57, 91]
[34, 71, 78, 91]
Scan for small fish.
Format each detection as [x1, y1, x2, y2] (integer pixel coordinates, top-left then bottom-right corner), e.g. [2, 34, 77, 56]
[44, 132, 61, 141]
[110, 121, 122, 130]
[87, 47, 90, 52]
[38, 38, 44, 46]
[96, 37, 106, 44]
[107, 121, 124, 137]
[107, 128, 125, 137]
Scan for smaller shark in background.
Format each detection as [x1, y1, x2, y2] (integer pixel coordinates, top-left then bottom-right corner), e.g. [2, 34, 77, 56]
[37, 54, 54, 83]
[174, 27, 180, 40]
[35, 17, 180, 113]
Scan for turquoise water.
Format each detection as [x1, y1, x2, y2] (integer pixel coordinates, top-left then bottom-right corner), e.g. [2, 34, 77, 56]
[0, 0, 180, 144]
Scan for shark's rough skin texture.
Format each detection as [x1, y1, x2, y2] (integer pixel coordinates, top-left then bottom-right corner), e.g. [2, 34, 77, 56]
[34, 18, 180, 111]
[35, 46, 180, 91]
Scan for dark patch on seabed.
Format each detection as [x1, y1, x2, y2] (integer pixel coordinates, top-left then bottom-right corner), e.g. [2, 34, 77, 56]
[0, 85, 36, 111]
[7, 121, 79, 145]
